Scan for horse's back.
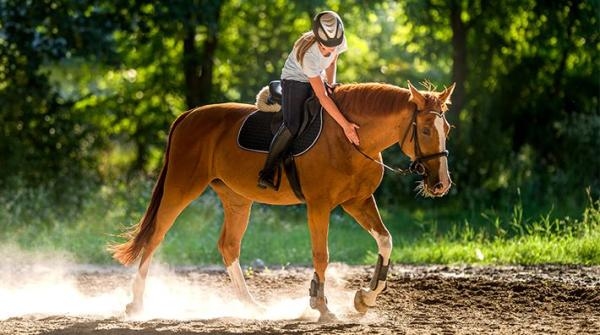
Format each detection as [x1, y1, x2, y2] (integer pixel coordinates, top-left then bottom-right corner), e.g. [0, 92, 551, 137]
[170, 102, 252, 141]
[184, 102, 255, 128]
[167, 102, 254, 161]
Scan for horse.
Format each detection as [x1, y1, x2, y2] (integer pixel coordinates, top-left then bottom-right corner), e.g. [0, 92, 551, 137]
[111, 80, 455, 321]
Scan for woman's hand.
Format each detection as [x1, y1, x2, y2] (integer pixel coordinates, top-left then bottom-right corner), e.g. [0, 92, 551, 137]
[343, 122, 360, 146]
[308, 76, 360, 146]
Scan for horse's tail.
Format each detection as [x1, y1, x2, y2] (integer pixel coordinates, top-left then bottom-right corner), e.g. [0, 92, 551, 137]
[110, 111, 192, 266]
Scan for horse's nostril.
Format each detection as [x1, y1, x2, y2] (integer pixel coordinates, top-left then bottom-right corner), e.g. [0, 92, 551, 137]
[434, 182, 444, 191]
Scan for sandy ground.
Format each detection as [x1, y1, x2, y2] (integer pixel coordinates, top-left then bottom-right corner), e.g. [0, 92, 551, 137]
[1, 263, 599, 334]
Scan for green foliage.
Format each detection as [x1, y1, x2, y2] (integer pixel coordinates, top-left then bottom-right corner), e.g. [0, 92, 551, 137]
[390, 188, 600, 265]
[0, 0, 129, 188]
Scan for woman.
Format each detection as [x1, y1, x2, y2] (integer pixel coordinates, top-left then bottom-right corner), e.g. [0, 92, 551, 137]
[258, 10, 360, 189]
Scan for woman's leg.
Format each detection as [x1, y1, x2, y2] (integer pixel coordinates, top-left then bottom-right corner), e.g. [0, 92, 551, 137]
[281, 80, 311, 137]
[257, 80, 311, 189]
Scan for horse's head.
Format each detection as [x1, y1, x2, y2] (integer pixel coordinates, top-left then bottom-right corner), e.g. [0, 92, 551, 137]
[402, 81, 455, 197]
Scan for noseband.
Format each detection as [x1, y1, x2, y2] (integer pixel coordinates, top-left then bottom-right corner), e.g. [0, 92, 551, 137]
[355, 106, 449, 176]
[401, 107, 449, 175]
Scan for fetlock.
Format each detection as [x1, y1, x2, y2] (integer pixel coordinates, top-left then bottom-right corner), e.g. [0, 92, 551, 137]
[369, 254, 390, 291]
[309, 272, 326, 309]
[308, 272, 337, 322]
[354, 254, 391, 313]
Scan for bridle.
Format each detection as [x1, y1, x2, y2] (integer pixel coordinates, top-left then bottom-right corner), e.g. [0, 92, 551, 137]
[355, 106, 449, 176]
[402, 106, 449, 175]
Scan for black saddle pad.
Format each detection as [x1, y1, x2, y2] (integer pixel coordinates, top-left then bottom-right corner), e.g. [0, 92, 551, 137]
[237, 109, 323, 156]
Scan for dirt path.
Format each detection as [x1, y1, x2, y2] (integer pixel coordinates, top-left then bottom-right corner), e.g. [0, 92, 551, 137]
[1, 264, 599, 334]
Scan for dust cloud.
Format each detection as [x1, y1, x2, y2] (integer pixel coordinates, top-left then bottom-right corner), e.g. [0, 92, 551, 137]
[0, 245, 361, 322]
[0, 245, 125, 319]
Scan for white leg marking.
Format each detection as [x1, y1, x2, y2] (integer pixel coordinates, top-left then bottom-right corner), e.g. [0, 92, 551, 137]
[359, 230, 393, 307]
[434, 116, 451, 186]
[370, 230, 392, 265]
[131, 273, 146, 305]
[226, 259, 256, 304]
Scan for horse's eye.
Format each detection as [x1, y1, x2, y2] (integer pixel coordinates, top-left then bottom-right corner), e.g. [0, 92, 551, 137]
[422, 128, 431, 136]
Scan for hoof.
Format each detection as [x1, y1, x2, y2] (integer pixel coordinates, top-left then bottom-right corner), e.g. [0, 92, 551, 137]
[318, 310, 338, 323]
[247, 301, 267, 315]
[125, 301, 143, 316]
[238, 294, 266, 314]
[353, 290, 369, 314]
[310, 296, 337, 322]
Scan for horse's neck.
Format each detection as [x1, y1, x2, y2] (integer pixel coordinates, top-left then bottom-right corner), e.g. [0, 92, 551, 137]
[364, 110, 412, 156]
[337, 84, 413, 155]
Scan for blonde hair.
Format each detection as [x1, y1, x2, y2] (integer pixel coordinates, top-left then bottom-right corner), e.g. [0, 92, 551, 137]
[294, 31, 317, 66]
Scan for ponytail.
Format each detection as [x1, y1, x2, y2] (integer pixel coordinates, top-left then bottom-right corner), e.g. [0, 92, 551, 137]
[294, 31, 317, 66]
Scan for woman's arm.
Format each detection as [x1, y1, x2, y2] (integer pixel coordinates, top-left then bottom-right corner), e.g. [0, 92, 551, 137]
[308, 75, 360, 146]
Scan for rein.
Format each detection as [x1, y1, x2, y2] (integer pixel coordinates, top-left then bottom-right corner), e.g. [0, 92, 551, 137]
[354, 145, 413, 175]
[354, 106, 449, 176]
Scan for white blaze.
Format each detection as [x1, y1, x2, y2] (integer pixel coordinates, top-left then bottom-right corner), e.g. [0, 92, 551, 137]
[434, 116, 450, 186]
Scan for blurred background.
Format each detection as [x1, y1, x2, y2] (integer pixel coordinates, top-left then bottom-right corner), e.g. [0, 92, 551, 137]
[0, 0, 597, 265]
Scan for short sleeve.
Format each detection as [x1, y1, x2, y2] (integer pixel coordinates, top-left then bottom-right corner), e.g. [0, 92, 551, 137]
[302, 47, 325, 78]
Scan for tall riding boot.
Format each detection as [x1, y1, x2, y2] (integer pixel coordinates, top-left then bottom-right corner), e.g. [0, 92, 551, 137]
[258, 124, 294, 189]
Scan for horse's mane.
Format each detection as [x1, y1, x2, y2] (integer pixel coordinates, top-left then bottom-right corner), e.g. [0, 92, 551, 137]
[334, 83, 410, 119]
[334, 82, 446, 118]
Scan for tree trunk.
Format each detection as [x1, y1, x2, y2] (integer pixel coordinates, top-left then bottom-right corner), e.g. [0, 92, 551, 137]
[449, 0, 467, 120]
[183, 5, 222, 109]
[553, 0, 578, 115]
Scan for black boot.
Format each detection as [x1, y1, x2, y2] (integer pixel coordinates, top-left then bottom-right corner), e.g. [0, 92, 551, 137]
[258, 125, 294, 189]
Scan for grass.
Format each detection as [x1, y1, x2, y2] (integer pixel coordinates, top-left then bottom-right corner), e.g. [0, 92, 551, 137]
[389, 189, 600, 265]
[0, 178, 598, 266]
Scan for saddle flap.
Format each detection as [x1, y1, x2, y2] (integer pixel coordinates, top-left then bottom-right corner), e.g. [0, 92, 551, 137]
[238, 108, 323, 157]
[244, 81, 325, 155]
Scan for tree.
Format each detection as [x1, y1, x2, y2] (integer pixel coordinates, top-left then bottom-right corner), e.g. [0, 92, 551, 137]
[0, 0, 125, 192]
[1, 0, 596, 210]
[403, 0, 599, 204]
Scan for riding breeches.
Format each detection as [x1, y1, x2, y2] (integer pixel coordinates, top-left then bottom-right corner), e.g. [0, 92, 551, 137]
[281, 79, 312, 137]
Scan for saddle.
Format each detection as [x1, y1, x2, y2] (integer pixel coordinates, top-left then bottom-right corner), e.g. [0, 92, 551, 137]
[237, 81, 324, 201]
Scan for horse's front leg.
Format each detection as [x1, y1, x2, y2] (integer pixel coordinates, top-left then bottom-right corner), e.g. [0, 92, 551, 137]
[306, 204, 337, 322]
[342, 195, 392, 314]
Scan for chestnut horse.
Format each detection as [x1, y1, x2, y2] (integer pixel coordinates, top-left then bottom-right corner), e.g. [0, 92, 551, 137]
[111, 81, 455, 321]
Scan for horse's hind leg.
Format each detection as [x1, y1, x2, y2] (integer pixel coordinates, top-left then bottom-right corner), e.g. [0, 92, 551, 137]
[127, 178, 208, 315]
[341, 195, 392, 314]
[211, 180, 259, 307]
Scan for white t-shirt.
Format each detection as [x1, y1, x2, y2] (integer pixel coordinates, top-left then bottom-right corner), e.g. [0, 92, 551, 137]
[281, 37, 347, 82]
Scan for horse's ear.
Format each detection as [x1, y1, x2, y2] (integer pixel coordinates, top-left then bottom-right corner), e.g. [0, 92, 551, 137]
[439, 82, 456, 106]
[408, 81, 426, 110]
